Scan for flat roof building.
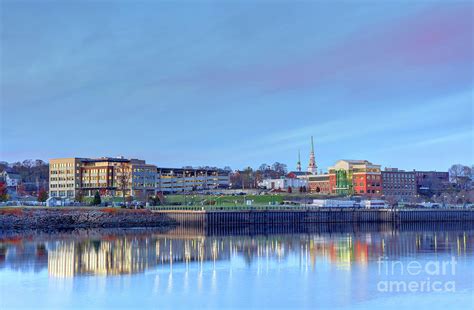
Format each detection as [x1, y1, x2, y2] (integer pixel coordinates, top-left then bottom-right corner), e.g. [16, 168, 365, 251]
[157, 167, 230, 193]
[381, 168, 416, 201]
[328, 160, 382, 197]
[49, 157, 157, 200]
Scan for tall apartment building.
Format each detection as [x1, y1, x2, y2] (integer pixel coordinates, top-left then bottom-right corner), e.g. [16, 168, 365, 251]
[381, 168, 416, 201]
[49, 158, 84, 199]
[327, 160, 382, 197]
[49, 157, 157, 199]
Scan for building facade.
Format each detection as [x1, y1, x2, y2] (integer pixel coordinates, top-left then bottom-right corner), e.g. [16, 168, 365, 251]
[258, 177, 308, 192]
[49, 158, 83, 199]
[156, 167, 230, 193]
[327, 160, 382, 197]
[0, 169, 21, 187]
[415, 171, 449, 196]
[307, 174, 331, 194]
[49, 157, 157, 200]
[381, 168, 416, 201]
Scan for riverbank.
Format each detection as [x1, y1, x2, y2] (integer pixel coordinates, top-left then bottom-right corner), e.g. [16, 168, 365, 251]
[0, 207, 177, 230]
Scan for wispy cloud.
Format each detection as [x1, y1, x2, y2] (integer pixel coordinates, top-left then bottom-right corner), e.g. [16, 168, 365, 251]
[161, 4, 473, 93]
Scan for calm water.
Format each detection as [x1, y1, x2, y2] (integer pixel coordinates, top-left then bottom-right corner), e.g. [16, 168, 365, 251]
[1, 224, 473, 309]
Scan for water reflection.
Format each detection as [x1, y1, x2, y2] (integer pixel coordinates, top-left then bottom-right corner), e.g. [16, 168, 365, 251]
[0, 223, 473, 278]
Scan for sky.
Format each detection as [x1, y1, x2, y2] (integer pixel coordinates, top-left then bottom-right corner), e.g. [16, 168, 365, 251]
[0, 0, 473, 171]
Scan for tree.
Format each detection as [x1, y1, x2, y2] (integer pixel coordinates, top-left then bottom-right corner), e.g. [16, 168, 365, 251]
[449, 164, 472, 190]
[16, 183, 26, 196]
[385, 196, 398, 208]
[148, 195, 162, 206]
[0, 182, 8, 202]
[116, 162, 131, 205]
[258, 163, 270, 171]
[272, 162, 287, 177]
[93, 191, 102, 205]
[75, 191, 84, 203]
[242, 167, 254, 189]
[37, 188, 48, 202]
[230, 171, 242, 189]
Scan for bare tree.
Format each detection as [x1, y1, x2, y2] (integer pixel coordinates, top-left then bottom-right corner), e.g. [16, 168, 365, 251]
[449, 164, 471, 190]
[272, 162, 288, 177]
[116, 162, 131, 205]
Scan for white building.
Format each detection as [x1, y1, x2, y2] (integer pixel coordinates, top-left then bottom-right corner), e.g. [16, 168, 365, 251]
[0, 169, 21, 187]
[259, 177, 308, 192]
[156, 167, 230, 193]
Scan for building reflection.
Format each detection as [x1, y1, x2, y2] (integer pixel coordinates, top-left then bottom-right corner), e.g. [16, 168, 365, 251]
[48, 238, 158, 277]
[0, 225, 473, 278]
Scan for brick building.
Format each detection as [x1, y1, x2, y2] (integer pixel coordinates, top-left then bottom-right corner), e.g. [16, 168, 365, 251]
[381, 168, 416, 201]
[308, 174, 331, 194]
[327, 160, 382, 197]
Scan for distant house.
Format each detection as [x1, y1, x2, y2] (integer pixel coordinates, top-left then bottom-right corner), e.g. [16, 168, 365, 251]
[46, 196, 72, 207]
[0, 169, 21, 187]
[287, 171, 310, 179]
[258, 176, 308, 192]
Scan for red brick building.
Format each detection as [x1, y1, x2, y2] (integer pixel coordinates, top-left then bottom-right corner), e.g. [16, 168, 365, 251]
[327, 160, 382, 197]
[308, 174, 331, 194]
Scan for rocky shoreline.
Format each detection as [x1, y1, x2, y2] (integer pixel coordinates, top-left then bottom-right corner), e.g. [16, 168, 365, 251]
[0, 207, 178, 230]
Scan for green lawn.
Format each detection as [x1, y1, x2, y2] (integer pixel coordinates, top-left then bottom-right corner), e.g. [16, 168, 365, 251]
[163, 194, 285, 206]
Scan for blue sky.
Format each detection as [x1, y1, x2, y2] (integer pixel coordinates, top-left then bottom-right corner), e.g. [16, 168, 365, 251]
[1, 0, 472, 171]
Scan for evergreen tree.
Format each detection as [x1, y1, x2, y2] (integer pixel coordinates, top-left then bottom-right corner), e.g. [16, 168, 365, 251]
[93, 191, 102, 206]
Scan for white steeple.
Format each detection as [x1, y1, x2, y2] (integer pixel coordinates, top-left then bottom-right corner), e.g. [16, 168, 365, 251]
[296, 150, 302, 172]
[307, 136, 318, 175]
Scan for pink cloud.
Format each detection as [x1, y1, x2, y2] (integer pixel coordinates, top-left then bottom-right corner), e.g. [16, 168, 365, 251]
[162, 4, 473, 93]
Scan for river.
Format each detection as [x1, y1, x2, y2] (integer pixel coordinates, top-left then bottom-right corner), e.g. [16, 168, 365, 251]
[1, 223, 473, 309]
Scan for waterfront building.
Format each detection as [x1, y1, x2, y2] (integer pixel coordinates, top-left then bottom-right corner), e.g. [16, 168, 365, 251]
[414, 170, 450, 196]
[327, 160, 382, 197]
[156, 167, 230, 193]
[49, 158, 84, 199]
[307, 174, 331, 194]
[381, 168, 416, 201]
[258, 176, 308, 192]
[49, 157, 157, 199]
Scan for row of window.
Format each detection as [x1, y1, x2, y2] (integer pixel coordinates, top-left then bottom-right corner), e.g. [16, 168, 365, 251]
[384, 185, 415, 189]
[358, 190, 381, 194]
[50, 190, 75, 197]
[50, 177, 76, 181]
[50, 183, 76, 188]
[50, 170, 77, 175]
[50, 163, 78, 168]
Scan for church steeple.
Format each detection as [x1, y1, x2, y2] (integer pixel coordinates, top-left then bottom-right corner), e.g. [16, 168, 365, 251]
[296, 150, 302, 172]
[307, 136, 318, 175]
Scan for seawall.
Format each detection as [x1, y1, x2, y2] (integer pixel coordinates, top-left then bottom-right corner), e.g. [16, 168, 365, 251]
[0, 207, 178, 230]
[155, 209, 474, 228]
